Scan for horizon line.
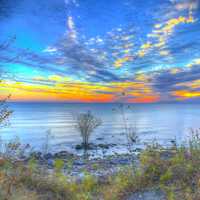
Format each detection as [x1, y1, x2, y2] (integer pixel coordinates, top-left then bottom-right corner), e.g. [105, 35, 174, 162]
[7, 100, 200, 104]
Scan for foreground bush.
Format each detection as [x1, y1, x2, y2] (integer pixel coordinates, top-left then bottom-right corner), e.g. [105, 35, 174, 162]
[102, 131, 200, 200]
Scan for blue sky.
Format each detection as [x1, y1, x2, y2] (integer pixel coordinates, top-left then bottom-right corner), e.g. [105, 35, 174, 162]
[0, 0, 200, 102]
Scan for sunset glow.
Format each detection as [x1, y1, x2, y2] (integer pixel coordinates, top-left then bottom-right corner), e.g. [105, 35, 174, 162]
[0, 0, 200, 103]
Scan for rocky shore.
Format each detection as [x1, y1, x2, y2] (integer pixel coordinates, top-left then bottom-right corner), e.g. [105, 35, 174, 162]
[1, 140, 176, 180]
[0, 142, 179, 200]
[24, 149, 139, 179]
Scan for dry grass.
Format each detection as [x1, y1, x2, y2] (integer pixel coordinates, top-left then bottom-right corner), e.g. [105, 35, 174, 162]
[1, 131, 200, 200]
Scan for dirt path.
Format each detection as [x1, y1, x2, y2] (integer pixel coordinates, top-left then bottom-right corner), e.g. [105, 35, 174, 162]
[127, 189, 166, 200]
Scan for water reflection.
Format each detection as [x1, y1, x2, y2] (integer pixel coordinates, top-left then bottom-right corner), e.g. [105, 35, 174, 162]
[1, 103, 200, 153]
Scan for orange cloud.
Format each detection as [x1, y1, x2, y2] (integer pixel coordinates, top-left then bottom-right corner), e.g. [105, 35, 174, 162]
[128, 95, 160, 103]
[172, 90, 200, 100]
[0, 77, 160, 103]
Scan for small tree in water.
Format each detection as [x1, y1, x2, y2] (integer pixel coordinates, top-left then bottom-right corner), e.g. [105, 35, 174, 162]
[75, 111, 102, 154]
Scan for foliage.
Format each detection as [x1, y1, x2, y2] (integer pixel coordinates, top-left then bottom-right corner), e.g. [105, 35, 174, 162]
[1, 129, 200, 199]
[54, 159, 65, 174]
[102, 129, 200, 200]
[0, 137, 33, 159]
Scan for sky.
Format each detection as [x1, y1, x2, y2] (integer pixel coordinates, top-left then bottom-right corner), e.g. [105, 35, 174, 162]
[0, 0, 200, 103]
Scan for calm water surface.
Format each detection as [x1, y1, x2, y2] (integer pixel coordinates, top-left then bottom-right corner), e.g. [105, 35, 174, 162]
[1, 103, 200, 154]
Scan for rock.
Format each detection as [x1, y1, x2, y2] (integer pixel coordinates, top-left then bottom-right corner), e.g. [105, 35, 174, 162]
[14, 158, 28, 165]
[47, 159, 54, 167]
[127, 189, 166, 200]
[54, 151, 74, 159]
[44, 153, 53, 160]
[134, 148, 142, 152]
[88, 144, 96, 150]
[160, 150, 174, 160]
[19, 155, 27, 160]
[135, 148, 142, 152]
[98, 143, 117, 149]
[98, 144, 110, 149]
[30, 152, 43, 160]
[109, 159, 119, 165]
[109, 158, 129, 165]
[96, 137, 104, 141]
[75, 144, 83, 150]
[73, 160, 85, 166]
[118, 158, 129, 165]
[75, 143, 117, 151]
[75, 143, 96, 150]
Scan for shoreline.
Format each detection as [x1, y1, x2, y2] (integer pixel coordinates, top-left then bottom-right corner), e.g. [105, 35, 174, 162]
[0, 137, 197, 200]
[1, 142, 175, 180]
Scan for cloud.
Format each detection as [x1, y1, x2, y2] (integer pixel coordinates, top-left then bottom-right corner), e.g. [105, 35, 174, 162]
[187, 58, 200, 67]
[1, 0, 200, 102]
[66, 16, 77, 40]
[152, 63, 200, 101]
[1, 38, 122, 83]
[173, 0, 199, 11]
[0, 76, 160, 103]
[64, 0, 78, 7]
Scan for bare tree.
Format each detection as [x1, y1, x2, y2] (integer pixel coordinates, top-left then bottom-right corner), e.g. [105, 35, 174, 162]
[75, 111, 102, 153]
[113, 92, 139, 164]
[0, 38, 13, 128]
[0, 95, 12, 129]
[0, 74, 12, 156]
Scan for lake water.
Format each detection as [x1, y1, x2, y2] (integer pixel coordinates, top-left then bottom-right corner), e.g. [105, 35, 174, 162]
[1, 103, 200, 154]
